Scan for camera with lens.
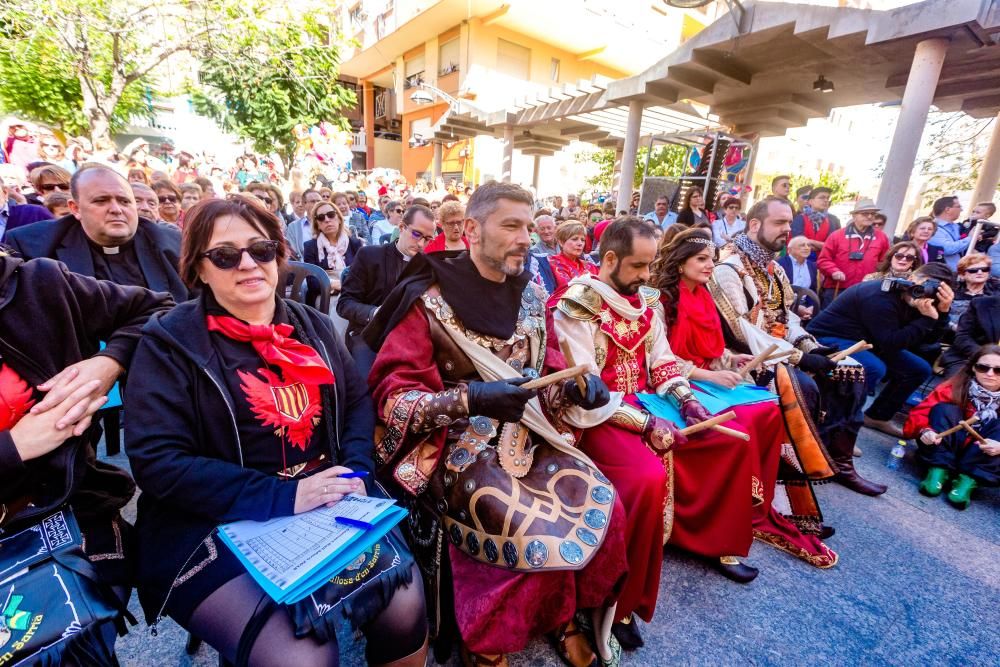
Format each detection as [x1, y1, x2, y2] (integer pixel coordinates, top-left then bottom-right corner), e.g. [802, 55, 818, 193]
[880, 276, 941, 302]
[848, 251, 865, 261]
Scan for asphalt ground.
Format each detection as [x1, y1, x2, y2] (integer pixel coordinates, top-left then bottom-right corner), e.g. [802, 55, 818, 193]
[110, 425, 999, 667]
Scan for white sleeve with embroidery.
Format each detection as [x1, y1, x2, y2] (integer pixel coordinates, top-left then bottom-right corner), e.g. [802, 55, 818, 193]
[552, 309, 623, 428]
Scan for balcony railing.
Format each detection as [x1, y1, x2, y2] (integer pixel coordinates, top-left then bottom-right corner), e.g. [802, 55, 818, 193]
[374, 91, 389, 119]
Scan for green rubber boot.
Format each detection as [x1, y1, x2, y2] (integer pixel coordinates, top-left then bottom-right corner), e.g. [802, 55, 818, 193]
[919, 467, 949, 497]
[946, 473, 977, 510]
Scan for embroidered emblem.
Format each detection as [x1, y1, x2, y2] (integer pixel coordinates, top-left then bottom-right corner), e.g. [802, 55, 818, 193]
[238, 368, 321, 451]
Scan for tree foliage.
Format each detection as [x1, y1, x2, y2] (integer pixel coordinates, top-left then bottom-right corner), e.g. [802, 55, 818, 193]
[756, 171, 855, 205]
[189, 14, 356, 171]
[577, 144, 688, 190]
[917, 111, 997, 206]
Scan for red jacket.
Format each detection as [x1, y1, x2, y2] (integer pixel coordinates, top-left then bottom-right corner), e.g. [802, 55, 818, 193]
[903, 380, 974, 439]
[816, 226, 890, 289]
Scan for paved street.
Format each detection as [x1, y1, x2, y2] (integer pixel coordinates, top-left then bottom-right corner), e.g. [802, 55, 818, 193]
[111, 427, 999, 667]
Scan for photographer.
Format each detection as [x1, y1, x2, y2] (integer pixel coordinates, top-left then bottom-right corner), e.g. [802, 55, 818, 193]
[815, 198, 890, 304]
[807, 262, 955, 437]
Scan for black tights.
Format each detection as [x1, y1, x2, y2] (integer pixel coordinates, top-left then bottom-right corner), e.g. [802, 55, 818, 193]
[187, 565, 426, 666]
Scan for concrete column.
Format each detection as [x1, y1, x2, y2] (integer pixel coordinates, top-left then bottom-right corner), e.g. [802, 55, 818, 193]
[612, 145, 624, 209]
[502, 124, 514, 183]
[432, 142, 443, 182]
[532, 155, 541, 191]
[362, 81, 375, 170]
[875, 37, 950, 238]
[616, 100, 644, 214]
[970, 113, 1000, 210]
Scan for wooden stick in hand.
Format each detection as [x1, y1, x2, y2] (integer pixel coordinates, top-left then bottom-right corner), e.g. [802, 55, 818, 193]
[739, 344, 779, 379]
[679, 410, 737, 436]
[828, 340, 872, 363]
[521, 364, 590, 391]
[936, 415, 980, 438]
[960, 421, 988, 444]
[764, 349, 796, 362]
[558, 337, 588, 393]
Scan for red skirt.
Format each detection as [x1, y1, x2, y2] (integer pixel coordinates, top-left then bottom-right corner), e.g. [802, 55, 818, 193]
[450, 499, 628, 654]
[578, 420, 667, 622]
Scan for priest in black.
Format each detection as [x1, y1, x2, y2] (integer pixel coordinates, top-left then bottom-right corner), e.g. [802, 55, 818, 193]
[5, 164, 188, 303]
[336, 203, 436, 373]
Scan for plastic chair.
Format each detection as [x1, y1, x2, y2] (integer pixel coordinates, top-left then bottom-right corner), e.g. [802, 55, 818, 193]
[280, 261, 331, 313]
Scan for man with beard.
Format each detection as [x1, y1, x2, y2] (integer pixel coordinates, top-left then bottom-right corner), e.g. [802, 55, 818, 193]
[365, 181, 628, 667]
[553, 218, 719, 649]
[709, 197, 885, 516]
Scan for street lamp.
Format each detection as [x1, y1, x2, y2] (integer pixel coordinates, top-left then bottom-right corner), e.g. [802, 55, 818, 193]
[408, 82, 483, 116]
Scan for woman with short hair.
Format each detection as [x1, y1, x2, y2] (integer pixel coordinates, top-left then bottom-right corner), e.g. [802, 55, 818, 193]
[863, 240, 923, 282]
[152, 179, 182, 225]
[125, 194, 427, 667]
[949, 252, 998, 329]
[547, 221, 598, 306]
[904, 344, 1000, 509]
[904, 216, 945, 264]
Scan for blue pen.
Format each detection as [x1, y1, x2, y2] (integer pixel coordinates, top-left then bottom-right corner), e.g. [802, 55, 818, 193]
[339, 471, 369, 479]
[335, 516, 374, 530]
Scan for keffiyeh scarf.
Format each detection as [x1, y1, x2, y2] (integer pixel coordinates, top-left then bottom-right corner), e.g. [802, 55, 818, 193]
[733, 232, 775, 269]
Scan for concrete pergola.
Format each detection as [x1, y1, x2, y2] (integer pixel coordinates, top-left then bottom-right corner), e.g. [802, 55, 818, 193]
[440, 0, 1000, 233]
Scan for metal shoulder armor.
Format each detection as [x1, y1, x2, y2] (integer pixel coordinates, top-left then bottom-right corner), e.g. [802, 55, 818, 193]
[557, 283, 602, 321]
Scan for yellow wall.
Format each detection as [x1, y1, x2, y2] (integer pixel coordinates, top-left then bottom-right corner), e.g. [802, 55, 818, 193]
[374, 137, 403, 171]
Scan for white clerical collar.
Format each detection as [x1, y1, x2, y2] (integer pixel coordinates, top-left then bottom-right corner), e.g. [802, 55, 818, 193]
[102, 245, 121, 254]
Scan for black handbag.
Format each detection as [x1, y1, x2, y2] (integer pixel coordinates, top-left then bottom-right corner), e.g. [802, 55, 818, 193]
[0, 507, 131, 666]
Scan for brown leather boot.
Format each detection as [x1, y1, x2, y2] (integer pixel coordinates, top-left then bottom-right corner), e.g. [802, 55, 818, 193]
[829, 431, 887, 496]
[549, 620, 598, 667]
[460, 644, 509, 667]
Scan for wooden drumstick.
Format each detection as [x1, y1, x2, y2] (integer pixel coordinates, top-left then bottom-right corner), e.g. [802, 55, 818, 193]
[521, 364, 590, 391]
[679, 410, 737, 436]
[710, 424, 751, 441]
[935, 415, 980, 438]
[764, 349, 796, 362]
[739, 344, 779, 379]
[960, 421, 988, 444]
[829, 340, 871, 363]
[558, 337, 588, 393]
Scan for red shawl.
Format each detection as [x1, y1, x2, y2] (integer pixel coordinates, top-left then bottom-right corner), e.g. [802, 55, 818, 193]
[546, 253, 598, 309]
[666, 283, 725, 369]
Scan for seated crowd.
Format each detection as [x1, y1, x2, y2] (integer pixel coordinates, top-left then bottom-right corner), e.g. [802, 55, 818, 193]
[1, 156, 997, 667]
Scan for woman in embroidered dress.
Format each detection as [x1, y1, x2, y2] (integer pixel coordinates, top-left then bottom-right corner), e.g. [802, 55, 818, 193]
[125, 195, 427, 667]
[904, 344, 1000, 509]
[651, 227, 837, 578]
[547, 221, 598, 307]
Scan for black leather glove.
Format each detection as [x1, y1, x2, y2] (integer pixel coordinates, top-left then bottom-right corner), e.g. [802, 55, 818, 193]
[752, 368, 775, 388]
[680, 399, 713, 426]
[466, 377, 537, 423]
[809, 345, 839, 357]
[798, 353, 837, 375]
[564, 374, 610, 410]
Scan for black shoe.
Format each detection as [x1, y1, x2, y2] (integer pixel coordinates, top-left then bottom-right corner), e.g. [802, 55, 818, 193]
[712, 557, 759, 584]
[611, 616, 644, 651]
[819, 525, 836, 540]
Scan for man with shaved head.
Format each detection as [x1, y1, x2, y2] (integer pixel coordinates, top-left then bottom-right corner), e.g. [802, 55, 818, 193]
[6, 163, 188, 301]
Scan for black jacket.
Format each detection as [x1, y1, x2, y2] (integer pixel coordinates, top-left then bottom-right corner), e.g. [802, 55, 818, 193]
[806, 280, 948, 352]
[0, 255, 172, 529]
[124, 294, 375, 618]
[2, 202, 52, 241]
[5, 214, 189, 303]
[303, 236, 363, 271]
[336, 242, 408, 335]
[940, 294, 1000, 373]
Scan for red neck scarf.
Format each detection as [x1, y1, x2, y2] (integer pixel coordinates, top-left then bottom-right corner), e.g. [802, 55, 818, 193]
[206, 315, 335, 386]
[666, 283, 725, 369]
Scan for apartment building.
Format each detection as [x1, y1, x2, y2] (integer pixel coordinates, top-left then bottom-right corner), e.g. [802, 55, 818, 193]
[337, 0, 715, 186]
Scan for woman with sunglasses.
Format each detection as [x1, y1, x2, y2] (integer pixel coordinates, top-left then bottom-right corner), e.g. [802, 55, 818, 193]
[28, 164, 71, 202]
[37, 132, 76, 172]
[948, 253, 998, 330]
[152, 179, 182, 225]
[711, 196, 745, 246]
[904, 344, 1000, 509]
[303, 201, 362, 291]
[370, 199, 402, 244]
[651, 228, 837, 582]
[863, 241, 923, 282]
[125, 195, 427, 667]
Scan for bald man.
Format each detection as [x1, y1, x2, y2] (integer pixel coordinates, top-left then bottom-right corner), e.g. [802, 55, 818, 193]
[6, 163, 188, 302]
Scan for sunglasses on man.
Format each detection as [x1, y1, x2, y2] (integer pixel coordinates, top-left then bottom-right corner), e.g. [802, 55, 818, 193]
[201, 240, 280, 269]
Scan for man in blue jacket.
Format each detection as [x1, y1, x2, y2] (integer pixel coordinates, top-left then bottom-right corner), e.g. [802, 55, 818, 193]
[0, 184, 51, 242]
[929, 195, 969, 271]
[5, 164, 188, 303]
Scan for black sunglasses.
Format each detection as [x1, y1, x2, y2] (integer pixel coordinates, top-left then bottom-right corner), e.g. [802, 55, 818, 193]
[393, 207, 404, 213]
[39, 183, 70, 192]
[965, 266, 990, 274]
[315, 211, 339, 222]
[158, 195, 178, 204]
[254, 195, 273, 205]
[892, 252, 917, 262]
[973, 362, 1000, 375]
[201, 240, 280, 269]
